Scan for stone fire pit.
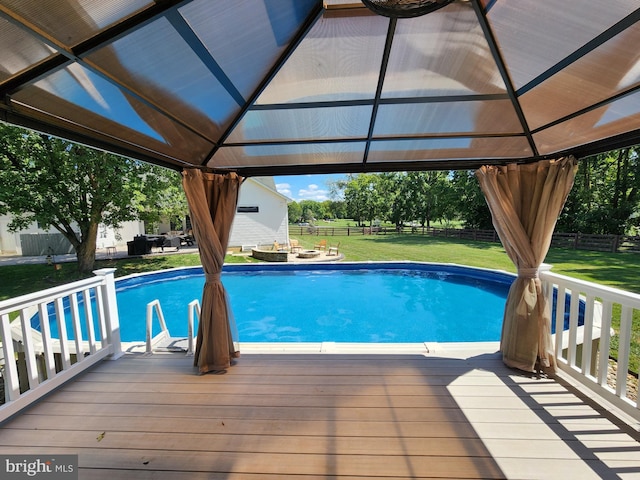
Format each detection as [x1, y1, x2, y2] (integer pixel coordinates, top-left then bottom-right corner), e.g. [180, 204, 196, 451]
[297, 250, 321, 259]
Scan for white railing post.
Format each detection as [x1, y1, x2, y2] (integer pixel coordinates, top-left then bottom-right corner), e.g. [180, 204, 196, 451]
[93, 268, 123, 360]
[18, 310, 39, 391]
[0, 313, 20, 402]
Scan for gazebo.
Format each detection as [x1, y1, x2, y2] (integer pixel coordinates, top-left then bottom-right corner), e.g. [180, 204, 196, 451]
[0, 0, 640, 480]
[1, 0, 638, 373]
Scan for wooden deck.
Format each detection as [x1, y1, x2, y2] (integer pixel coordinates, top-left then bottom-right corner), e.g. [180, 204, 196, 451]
[1, 349, 639, 479]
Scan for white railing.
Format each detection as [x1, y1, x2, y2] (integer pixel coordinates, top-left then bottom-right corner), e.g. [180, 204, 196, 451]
[0, 268, 122, 422]
[540, 268, 640, 420]
[145, 300, 170, 354]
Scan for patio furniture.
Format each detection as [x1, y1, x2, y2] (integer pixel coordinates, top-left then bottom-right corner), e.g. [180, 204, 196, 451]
[273, 241, 287, 252]
[313, 239, 327, 251]
[127, 235, 152, 255]
[180, 234, 195, 246]
[327, 242, 340, 256]
[289, 239, 302, 253]
[127, 235, 181, 255]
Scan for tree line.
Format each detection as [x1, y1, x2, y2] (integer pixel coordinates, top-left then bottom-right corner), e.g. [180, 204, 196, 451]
[2, 121, 638, 274]
[289, 147, 640, 236]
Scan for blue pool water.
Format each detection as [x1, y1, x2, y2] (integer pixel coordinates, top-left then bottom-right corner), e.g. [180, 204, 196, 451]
[109, 263, 515, 343]
[32, 262, 585, 344]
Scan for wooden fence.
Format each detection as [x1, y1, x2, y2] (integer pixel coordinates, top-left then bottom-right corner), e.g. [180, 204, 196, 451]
[291, 225, 640, 254]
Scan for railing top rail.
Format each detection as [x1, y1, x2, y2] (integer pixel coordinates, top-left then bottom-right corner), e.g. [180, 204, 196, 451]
[0, 275, 105, 315]
[540, 270, 640, 307]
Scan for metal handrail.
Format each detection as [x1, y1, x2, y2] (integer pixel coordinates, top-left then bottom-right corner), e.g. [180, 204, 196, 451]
[145, 300, 170, 354]
[186, 299, 200, 356]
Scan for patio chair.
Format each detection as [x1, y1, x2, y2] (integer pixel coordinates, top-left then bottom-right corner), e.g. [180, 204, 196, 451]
[327, 242, 340, 256]
[289, 238, 302, 253]
[313, 239, 327, 251]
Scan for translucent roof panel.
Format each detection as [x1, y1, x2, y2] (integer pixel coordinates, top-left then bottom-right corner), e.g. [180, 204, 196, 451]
[367, 137, 532, 163]
[256, 12, 389, 104]
[534, 89, 640, 155]
[12, 65, 215, 165]
[1, 1, 639, 175]
[487, 0, 640, 90]
[0, 17, 56, 82]
[86, 16, 239, 141]
[227, 105, 373, 143]
[373, 100, 522, 137]
[179, 0, 317, 100]
[1, 0, 152, 47]
[520, 22, 640, 131]
[209, 142, 367, 169]
[382, 3, 506, 98]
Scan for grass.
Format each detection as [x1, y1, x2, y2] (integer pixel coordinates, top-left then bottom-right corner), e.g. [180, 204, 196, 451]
[312, 219, 463, 229]
[1, 233, 638, 373]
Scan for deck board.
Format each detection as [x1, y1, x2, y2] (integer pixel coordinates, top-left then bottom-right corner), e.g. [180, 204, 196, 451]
[1, 351, 639, 479]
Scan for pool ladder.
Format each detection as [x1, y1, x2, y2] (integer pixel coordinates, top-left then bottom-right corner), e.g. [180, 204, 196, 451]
[145, 299, 199, 356]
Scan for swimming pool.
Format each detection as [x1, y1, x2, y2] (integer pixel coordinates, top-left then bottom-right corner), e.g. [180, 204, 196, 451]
[31, 262, 586, 345]
[113, 262, 516, 343]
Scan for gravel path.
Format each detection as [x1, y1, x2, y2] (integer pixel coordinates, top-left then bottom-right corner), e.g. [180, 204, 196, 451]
[607, 358, 638, 402]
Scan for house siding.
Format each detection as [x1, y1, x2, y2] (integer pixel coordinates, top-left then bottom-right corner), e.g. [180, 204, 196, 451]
[228, 178, 289, 248]
[0, 177, 288, 255]
[0, 216, 144, 255]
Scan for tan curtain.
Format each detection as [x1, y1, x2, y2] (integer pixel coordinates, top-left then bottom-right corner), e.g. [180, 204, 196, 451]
[476, 157, 577, 373]
[182, 169, 243, 374]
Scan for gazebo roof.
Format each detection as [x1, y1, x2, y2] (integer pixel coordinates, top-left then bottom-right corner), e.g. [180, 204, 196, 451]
[0, 0, 639, 176]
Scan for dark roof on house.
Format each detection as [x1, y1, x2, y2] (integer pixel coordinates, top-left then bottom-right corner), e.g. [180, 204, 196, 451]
[1, 1, 639, 176]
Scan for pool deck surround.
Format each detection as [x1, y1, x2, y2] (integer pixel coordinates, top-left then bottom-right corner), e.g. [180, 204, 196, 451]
[0, 347, 639, 479]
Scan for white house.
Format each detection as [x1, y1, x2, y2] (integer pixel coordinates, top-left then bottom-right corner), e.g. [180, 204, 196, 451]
[228, 177, 290, 248]
[0, 176, 289, 255]
[0, 215, 145, 256]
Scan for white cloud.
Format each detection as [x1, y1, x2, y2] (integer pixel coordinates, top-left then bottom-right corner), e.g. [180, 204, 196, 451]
[298, 184, 329, 201]
[275, 182, 292, 198]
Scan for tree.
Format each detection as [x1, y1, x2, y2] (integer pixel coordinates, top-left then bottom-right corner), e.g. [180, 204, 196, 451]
[287, 201, 302, 223]
[449, 170, 493, 229]
[381, 172, 405, 228]
[558, 147, 640, 234]
[136, 169, 189, 232]
[298, 200, 322, 223]
[0, 124, 184, 273]
[343, 174, 387, 226]
[403, 171, 449, 228]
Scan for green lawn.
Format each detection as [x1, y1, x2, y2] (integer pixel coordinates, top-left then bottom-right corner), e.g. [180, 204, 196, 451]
[295, 233, 640, 292]
[1, 233, 638, 373]
[311, 219, 463, 229]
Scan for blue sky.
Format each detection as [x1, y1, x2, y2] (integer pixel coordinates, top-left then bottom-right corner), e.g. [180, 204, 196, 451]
[275, 174, 346, 202]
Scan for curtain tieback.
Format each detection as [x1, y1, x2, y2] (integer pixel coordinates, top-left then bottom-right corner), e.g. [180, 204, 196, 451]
[517, 267, 539, 279]
[205, 273, 222, 283]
